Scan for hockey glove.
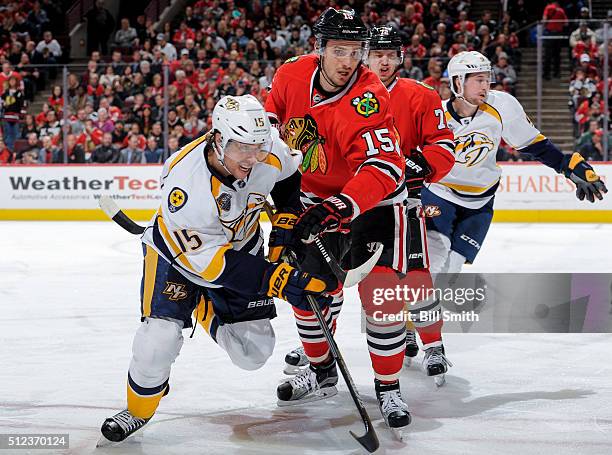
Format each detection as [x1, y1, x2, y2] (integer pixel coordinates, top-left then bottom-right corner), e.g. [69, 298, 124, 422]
[405, 151, 433, 198]
[268, 210, 299, 263]
[293, 194, 355, 244]
[561, 153, 608, 203]
[262, 263, 331, 311]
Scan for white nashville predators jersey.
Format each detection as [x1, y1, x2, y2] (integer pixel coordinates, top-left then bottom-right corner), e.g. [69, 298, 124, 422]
[141, 127, 301, 288]
[426, 90, 545, 209]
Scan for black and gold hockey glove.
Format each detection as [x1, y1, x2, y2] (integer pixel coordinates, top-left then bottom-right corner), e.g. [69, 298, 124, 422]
[561, 153, 608, 203]
[268, 211, 299, 263]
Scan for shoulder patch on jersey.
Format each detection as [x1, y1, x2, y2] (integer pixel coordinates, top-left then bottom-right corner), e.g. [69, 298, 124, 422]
[351, 91, 379, 118]
[216, 192, 232, 211]
[284, 56, 299, 64]
[168, 187, 188, 213]
[416, 81, 434, 91]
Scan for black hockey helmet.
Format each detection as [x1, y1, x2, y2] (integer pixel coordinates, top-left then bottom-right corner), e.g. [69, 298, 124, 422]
[312, 8, 370, 43]
[369, 26, 403, 50]
[367, 26, 404, 66]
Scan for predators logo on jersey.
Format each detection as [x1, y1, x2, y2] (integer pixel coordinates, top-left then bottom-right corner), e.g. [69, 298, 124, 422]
[283, 114, 328, 174]
[351, 91, 379, 118]
[454, 132, 495, 167]
[219, 192, 266, 242]
[162, 282, 188, 300]
[168, 187, 188, 213]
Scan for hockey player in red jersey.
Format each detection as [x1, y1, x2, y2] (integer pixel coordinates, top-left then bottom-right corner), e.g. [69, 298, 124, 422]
[367, 25, 455, 384]
[265, 8, 411, 429]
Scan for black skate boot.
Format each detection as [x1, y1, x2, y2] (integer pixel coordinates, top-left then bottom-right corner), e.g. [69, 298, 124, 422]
[404, 330, 419, 366]
[283, 345, 308, 375]
[97, 409, 150, 446]
[375, 379, 411, 439]
[277, 358, 338, 406]
[423, 343, 453, 387]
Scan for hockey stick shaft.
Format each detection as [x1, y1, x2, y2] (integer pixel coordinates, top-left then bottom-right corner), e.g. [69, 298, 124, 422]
[98, 196, 146, 234]
[285, 249, 379, 453]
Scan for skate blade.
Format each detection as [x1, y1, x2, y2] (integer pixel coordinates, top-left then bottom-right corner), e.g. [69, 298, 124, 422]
[390, 427, 407, 442]
[276, 386, 338, 407]
[96, 431, 143, 448]
[403, 356, 413, 367]
[433, 374, 446, 387]
[283, 364, 308, 376]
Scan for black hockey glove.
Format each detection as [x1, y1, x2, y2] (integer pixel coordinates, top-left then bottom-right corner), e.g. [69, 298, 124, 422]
[561, 153, 608, 203]
[405, 151, 433, 198]
[293, 194, 355, 244]
[262, 263, 331, 311]
[268, 210, 299, 263]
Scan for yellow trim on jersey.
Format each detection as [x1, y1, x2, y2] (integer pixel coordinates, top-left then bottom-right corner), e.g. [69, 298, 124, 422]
[142, 245, 159, 317]
[530, 133, 546, 144]
[263, 153, 282, 171]
[0, 208, 156, 221]
[211, 176, 222, 199]
[441, 179, 499, 194]
[156, 208, 232, 283]
[168, 133, 210, 173]
[127, 381, 166, 419]
[480, 103, 502, 125]
[493, 210, 612, 223]
[444, 111, 452, 123]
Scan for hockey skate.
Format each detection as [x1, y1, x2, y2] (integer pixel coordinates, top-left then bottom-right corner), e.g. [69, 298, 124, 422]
[403, 330, 419, 367]
[423, 344, 453, 387]
[283, 345, 308, 375]
[96, 409, 150, 447]
[375, 379, 411, 440]
[277, 359, 338, 406]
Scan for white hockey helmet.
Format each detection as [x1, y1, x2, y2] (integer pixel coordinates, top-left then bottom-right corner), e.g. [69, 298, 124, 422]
[212, 95, 272, 161]
[447, 51, 492, 98]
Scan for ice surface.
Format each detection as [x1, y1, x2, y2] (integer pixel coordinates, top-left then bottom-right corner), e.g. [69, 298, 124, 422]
[1, 222, 611, 454]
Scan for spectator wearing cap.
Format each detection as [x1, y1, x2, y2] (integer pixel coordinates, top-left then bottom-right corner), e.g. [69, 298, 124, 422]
[493, 53, 517, 93]
[114, 18, 138, 52]
[570, 20, 596, 49]
[573, 54, 599, 80]
[157, 33, 177, 61]
[205, 58, 225, 83]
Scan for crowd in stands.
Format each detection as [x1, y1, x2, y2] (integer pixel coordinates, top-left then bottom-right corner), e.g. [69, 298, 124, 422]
[0, 0, 580, 165]
[567, 8, 612, 162]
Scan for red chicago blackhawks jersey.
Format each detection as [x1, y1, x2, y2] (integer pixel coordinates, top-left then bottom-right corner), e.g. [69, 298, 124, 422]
[387, 77, 455, 182]
[265, 54, 406, 214]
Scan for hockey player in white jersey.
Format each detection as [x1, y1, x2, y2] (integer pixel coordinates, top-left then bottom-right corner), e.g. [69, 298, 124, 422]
[98, 95, 331, 445]
[421, 51, 607, 275]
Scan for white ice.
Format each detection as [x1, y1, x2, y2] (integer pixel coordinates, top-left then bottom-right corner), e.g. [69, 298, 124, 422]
[1, 222, 611, 455]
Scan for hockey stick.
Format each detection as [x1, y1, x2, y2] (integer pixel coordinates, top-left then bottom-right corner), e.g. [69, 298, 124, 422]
[264, 202, 379, 452]
[285, 248, 380, 453]
[99, 196, 146, 234]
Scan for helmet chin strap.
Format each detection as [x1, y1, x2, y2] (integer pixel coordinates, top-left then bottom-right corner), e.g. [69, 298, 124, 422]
[454, 75, 480, 111]
[318, 55, 347, 90]
[212, 138, 233, 176]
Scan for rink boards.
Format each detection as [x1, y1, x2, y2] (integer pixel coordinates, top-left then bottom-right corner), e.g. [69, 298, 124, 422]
[0, 163, 611, 222]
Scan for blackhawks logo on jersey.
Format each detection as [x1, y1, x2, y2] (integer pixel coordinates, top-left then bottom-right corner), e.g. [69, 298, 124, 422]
[283, 115, 328, 174]
[454, 132, 495, 167]
[351, 91, 379, 118]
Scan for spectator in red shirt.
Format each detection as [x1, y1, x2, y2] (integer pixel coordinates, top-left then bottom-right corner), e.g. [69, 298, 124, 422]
[48, 85, 63, 113]
[172, 21, 195, 46]
[172, 70, 192, 99]
[542, 1, 567, 80]
[0, 138, 12, 164]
